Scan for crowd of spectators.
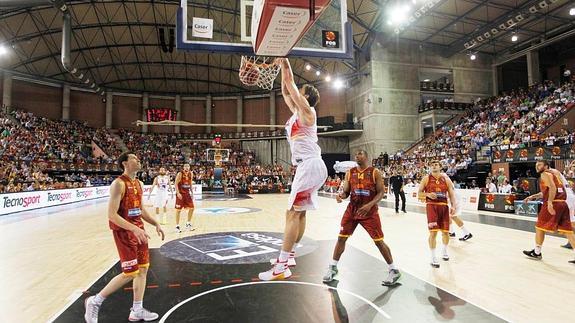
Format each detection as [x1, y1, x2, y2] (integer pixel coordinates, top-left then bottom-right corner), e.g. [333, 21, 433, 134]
[372, 81, 575, 186]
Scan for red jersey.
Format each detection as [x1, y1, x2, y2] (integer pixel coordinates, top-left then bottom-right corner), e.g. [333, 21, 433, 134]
[109, 174, 144, 231]
[178, 171, 192, 195]
[424, 174, 449, 204]
[540, 170, 567, 202]
[346, 167, 378, 216]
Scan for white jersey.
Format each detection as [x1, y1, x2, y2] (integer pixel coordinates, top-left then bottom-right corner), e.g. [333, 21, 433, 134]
[285, 108, 322, 165]
[156, 175, 170, 192]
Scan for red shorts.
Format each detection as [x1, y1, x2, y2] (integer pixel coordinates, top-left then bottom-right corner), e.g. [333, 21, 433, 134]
[339, 209, 384, 241]
[175, 193, 194, 209]
[427, 203, 449, 232]
[536, 201, 572, 234]
[113, 229, 149, 275]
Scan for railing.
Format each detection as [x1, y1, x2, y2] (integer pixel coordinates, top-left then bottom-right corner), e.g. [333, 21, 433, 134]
[418, 101, 473, 113]
[420, 81, 454, 93]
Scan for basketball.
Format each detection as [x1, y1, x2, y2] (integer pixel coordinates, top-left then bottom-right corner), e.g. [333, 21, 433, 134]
[239, 63, 260, 86]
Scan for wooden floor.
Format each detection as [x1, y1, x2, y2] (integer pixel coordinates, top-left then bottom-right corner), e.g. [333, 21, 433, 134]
[1, 194, 574, 323]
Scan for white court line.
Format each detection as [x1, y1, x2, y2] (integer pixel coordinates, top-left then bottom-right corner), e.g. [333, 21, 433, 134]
[46, 259, 117, 323]
[159, 280, 392, 322]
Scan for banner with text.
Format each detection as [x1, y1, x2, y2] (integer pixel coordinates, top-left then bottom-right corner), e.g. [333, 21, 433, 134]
[491, 145, 572, 163]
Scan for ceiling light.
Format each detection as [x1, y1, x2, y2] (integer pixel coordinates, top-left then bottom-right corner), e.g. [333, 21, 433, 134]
[305, 64, 311, 71]
[423, 79, 430, 82]
[511, 34, 518, 42]
[315, 70, 321, 76]
[388, 5, 411, 25]
[0, 45, 8, 56]
[325, 75, 331, 82]
[470, 54, 477, 60]
[333, 79, 344, 89]
[570, 8, 575, 16]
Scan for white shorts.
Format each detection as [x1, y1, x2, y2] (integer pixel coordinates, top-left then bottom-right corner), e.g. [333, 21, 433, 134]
[288, 157, 328, 211]
[154, 190, 169, 208]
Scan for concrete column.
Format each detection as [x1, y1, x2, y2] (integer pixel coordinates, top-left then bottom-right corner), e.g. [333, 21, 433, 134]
[418, 117, 423, 138]
[206, 95, 212, 133]
[62, 85, 70, 121]
[432, 113, 437, 132]
[527, 50, 541, 86]
[492, 65, 499, 96]
[175, 95, 181, 134]
[269, 91, 276, 130]
[142, 93, 149, 133]
[105, 92, 113, 129]
[2, 72, 12, 110]
[237, 96, 243, 133]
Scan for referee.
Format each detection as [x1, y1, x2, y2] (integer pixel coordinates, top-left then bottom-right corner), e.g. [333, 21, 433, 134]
[389, 169, 406, 213]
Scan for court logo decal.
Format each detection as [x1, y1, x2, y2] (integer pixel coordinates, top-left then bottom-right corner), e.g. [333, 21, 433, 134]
[195, 207, 260, 215]
[160, 231, 318, 264]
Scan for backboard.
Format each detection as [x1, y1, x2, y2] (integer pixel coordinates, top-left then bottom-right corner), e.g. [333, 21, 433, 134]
[177, 0, 352, 59]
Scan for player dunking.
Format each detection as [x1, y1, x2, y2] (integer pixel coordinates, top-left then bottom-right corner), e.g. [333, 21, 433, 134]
[148, 167, 172, 225]
[84, 152, 164, 323]
[418, 160, 459, 268]
[259, 58, 328, 281]
[522, 160, 575, 263]
[322, 150, 401, 286]
[174, 163, 195, 233]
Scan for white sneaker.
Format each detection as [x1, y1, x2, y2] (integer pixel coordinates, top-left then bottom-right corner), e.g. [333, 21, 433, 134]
[382, 269, 401, 286]
[84, 296, 100, 323]
[175, 225, 182, 233]
[128, 308, 159, 322]
[258, 260, 292, 281]
[430, 259, 440, 268]
[185, 223, 195, 232]
[442, 253, 450, 261]
[269, 255, 296, 267]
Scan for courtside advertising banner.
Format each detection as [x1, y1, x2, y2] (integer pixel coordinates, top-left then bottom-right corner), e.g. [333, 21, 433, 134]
[386, 187, 480, 211]
[1, 184, 202, 216]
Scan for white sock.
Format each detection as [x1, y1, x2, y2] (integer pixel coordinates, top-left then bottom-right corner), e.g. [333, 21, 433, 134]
[93, 293, 105, 305]
[535, 245, 542, 254]
[430, 248, 437, 261]
[460, 226, 470, 235]
[132, 301, 143, 311]
[330, 259, 339, 266]
[449, 224, 455, 234]
[442, 244, 448, 256]
[388, 263, 397, 270]
[278, 250, 290, 262]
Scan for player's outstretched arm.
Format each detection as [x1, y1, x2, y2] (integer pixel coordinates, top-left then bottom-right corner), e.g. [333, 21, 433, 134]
[279, 59, 314, 126]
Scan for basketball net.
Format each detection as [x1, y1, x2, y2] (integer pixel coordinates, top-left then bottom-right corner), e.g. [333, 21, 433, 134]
[239, 56, 280, 90]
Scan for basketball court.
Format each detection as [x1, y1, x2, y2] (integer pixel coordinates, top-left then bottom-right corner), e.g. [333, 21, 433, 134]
[1, 192, 573, 322]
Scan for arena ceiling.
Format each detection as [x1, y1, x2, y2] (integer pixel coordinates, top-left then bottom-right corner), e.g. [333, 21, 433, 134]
[0, 0, 573, 96]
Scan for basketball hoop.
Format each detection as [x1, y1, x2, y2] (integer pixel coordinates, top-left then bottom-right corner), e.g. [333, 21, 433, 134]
[239, 56, 280, 90]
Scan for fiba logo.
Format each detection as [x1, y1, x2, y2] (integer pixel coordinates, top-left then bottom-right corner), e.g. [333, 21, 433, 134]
[322, 30, 339, 48]
[160, 231, 318, 265]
